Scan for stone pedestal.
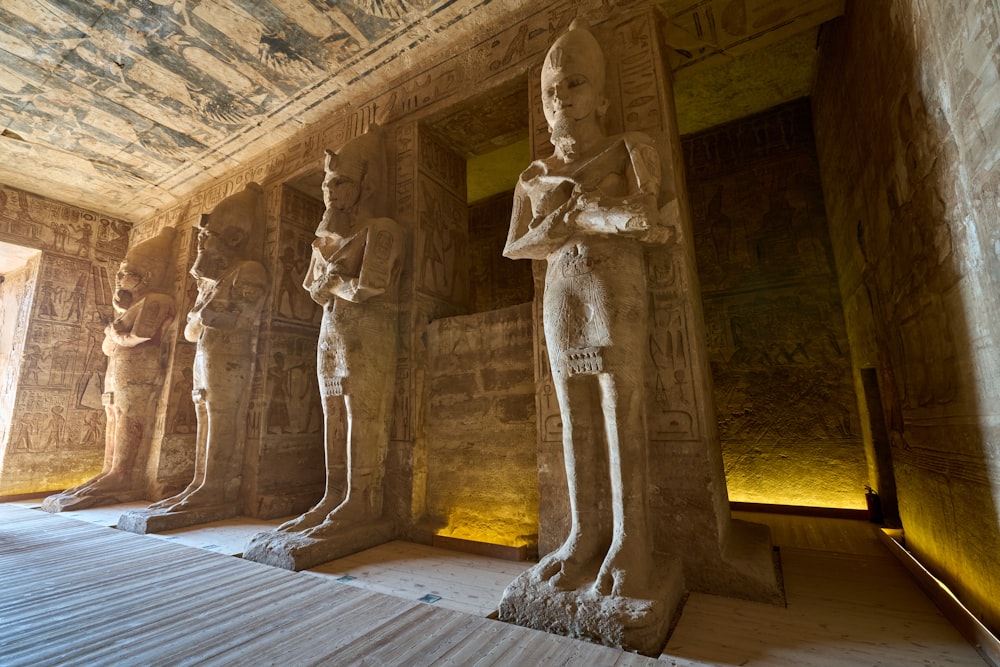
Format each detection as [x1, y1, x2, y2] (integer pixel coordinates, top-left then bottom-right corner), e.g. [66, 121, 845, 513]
[242, 519, 394, 571]
[499, 556, 685, 657]
[116, 504, 238, 534]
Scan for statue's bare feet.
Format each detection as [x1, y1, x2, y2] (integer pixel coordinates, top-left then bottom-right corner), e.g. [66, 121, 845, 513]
[278, 495, 341, 533]
[147, 485, 195, 512]
[61, 472, 110, 497]
[533, 532, 603, 590]
[76, 471, 132, 497]
[301, 498, 377, 540]
[593, 537, 652, 597]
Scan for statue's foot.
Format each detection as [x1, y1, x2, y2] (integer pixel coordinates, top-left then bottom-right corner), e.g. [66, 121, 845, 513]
[533, 534, 603, 590]
[277, 496, 341, 533]
[43, 473, 139, 512]
[146, 483, 225, 514]
[301, 501, 380, 540]
[593, 539, 652, 598]
[147, 487, 194, 512]
[60, 472, 110, 497]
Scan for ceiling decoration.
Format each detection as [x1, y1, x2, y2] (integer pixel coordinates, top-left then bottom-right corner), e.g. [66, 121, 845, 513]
[0, 0, 842, 222]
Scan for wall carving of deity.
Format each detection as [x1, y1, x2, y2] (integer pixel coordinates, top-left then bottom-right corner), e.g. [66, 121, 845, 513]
[683, 99, 866, 510]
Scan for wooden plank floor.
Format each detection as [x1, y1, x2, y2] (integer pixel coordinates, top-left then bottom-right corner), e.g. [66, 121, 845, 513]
[0, 504, 658, 666]
[0, 503, 988, 665]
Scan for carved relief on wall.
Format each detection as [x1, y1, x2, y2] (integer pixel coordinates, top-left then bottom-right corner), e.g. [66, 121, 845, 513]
[416, 178, 467, 305]
[869, 92, 962, 412]
[683, 99, 863, 502]
[272, 226, 322, 324]
[262, 330, 322, 437]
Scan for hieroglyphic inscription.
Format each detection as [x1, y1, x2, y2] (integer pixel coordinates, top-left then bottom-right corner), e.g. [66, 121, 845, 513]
[395, 123, 418, 221]
[613, 15, 664, 135]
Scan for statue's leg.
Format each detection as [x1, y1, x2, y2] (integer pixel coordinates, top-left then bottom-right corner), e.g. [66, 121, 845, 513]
[534, 372, 606, 589]
[278, 394, 347, 532]
[148, 390, 208, 510]
[306, 389, 390, 537]
[593, 371, 653, 597]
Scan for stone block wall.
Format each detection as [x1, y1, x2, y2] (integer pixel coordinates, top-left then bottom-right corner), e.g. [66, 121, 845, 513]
[813, 0, 1000, 634]
[421, 302, 538, 547]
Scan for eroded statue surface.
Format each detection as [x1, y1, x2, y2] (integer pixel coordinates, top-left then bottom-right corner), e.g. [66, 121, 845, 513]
[43, 227, 177, 512]
[243, 128, 405, 570]
[497, 21, 683, 655]
[118, 183, 269, 534]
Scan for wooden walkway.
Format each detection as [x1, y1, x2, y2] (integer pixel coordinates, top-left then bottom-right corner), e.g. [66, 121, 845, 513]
[0, 504, 988, 666]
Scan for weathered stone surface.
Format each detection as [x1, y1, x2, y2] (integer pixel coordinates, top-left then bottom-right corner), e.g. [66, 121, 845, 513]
[499, 20, 684, 649]
[118, 183, 269, 533]
[499, 554, 685, 657]
[0, 186, 132, 497]
[243, 518, 394, 571]
[243, 128, 404, 567]
[43, 227, 177, 512]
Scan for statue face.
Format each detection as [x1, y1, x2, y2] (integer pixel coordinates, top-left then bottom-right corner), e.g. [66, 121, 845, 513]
[112, 258, 147, 312]
[542, 70, 601, 130]
[317, 168, 361, 238]
[192, 215, 241, 279]
[322, 169, 360, 213]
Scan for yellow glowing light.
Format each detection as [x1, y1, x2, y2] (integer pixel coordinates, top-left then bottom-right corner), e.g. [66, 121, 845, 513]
[436, 507, 536, 549]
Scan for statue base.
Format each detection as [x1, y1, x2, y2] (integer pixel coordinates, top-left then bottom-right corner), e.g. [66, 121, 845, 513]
[242, 518, 395, 571]
[116, 503, 239, 534]
[41, 488, 145, 513]
[690, 518, 786, 605]
[498, 556, 685, 657]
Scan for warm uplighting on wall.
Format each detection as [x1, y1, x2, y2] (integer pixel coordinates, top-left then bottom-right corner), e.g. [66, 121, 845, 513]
[723, 454, 869, 511]
[433, 506, 538, 561]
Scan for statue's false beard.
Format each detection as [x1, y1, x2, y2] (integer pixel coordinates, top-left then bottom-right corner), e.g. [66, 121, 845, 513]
[112, 288, 133, 313]
[550, 115, 578, 160]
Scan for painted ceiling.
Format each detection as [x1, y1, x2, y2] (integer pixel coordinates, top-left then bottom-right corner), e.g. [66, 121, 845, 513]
[0, 0, 843, 222]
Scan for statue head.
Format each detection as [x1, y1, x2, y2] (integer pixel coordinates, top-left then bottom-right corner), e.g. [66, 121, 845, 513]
[192, 183, 265, 280]
[541, 19, 609, 158]
[113, 226, 176, 313]
[317, 127, 388, 237]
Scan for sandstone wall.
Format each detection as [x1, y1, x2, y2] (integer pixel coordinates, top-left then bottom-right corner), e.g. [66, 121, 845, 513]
[683, 99, 866, 510]
[422, 303, 538, 548]
[813, 0, 1000, 633]
[0, 185, 132, 495]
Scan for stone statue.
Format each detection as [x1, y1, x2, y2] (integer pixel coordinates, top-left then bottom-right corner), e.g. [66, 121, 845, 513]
[42, 227, 177, 512]
[497, 21, 683, 653]
[244, 128, 405, 570]
[118, 183, 269, 534]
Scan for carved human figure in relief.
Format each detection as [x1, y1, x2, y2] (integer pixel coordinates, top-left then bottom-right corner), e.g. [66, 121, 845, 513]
[276, 128, 405, 537]
[503, 22, 672, 598]
[43, 227, 177, 512]
[147, 183, 269, 514]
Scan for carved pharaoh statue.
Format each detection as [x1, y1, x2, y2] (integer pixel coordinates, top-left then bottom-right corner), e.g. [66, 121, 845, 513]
[42, 227, 177, 512]
[244, 128, 405, 570]
[497, 21, 683, 653]
[117, 183, 269, 534]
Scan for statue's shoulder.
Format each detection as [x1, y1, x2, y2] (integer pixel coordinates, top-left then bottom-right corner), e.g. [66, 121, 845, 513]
[518, 156, 558, 185]
[365, 216, 405, 237]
